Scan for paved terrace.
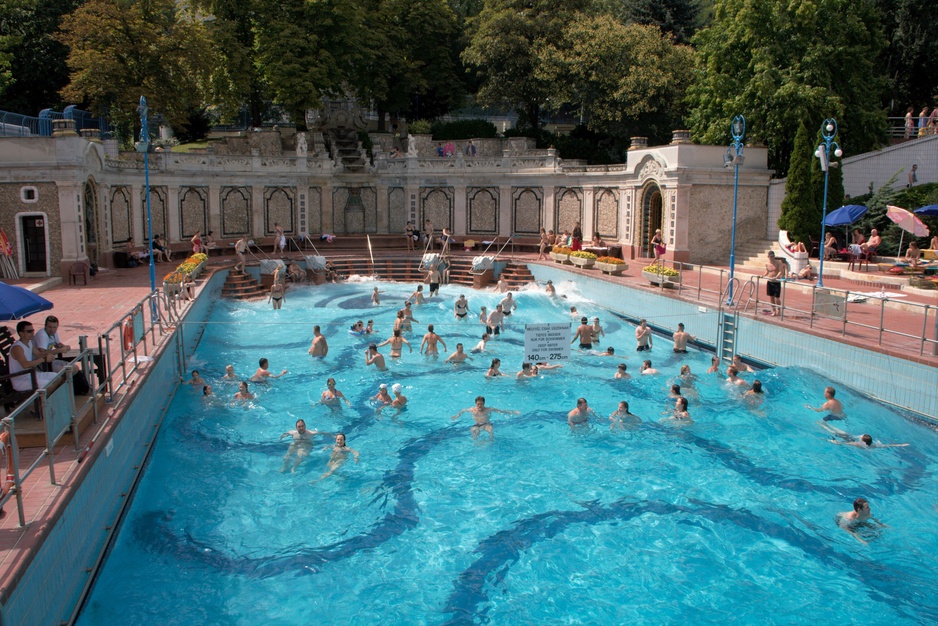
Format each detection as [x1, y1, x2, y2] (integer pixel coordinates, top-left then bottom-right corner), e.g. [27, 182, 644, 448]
[1, 245, 936, 601]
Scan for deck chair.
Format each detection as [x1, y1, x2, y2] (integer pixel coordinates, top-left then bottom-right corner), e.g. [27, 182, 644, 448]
[69, 261, 89, 285]
[848, 244, 870, 271]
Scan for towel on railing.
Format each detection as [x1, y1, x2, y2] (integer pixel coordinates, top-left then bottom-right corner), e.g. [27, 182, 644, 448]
[472, 256, 494, 271]
[422, 253, 440, 269]
[259, 259, 286, 274]
[305, 255, 327, 270]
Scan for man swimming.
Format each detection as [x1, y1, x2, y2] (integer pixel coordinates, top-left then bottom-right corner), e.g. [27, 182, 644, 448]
[420, 324, 447, 357]
[445, 343, 471, 364]
[568, 397, 595, 428]
[835, 497, 886, 545]
[251, 358, 288, 382]
[807, 386, 845, 420]
[818, 422, 908, 448]
[451, 396, 520, 441]
[280, 419, 319, 473]
[319, 433, 360, 479]
[308, 325, 328, 357]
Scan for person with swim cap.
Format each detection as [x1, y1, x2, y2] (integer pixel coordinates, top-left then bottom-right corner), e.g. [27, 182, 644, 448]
[391, 384, 407, 409]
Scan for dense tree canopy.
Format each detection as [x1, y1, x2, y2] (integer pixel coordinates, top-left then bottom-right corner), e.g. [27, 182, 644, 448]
[593, 0, 701, 43]
[537, 16, 694, 144]
[875, 0, 938, 115]
[686, 0, 888, 176]
[56, 0, 214, 138]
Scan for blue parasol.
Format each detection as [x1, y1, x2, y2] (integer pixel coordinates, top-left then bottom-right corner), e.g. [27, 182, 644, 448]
[914, 204, 938, 216]
[823, 204, 869, 226]
[0, 281, 53, 321]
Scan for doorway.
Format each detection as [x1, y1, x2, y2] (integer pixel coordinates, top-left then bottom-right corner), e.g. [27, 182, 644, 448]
[20, 215, 47, 273]
[640, 184, 662, 257]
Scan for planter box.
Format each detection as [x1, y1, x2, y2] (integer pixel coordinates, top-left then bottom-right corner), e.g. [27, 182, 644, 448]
[188, 261, 205, 280]
[596, 261, 626, 275]
[163, 281, 182, 297]
[642, 269, 679, 287]
[569, 256, 596, 268]
[549, 252, 570, 264]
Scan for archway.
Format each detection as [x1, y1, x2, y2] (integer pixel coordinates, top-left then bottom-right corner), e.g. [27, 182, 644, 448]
[640, 183, 662, 258]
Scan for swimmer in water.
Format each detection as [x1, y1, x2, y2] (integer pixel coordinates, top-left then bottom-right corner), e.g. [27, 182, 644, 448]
[390, 384, 407, 410]
[377, 329, 412, 358]
[365, 320, 374, 334]
[372, 383, 393, 412]
[534, 362, 563, 371]
[223, 364, 238, 380]
[806, 386, 845, 420]
[614, 363, 631, 380]
[486, 358, 507, 377]
[320, 377, 351, 408]
[639, 360, 659, 375]
[445, 343, 471, 364]
[454, 294, 471, 319]
[234, 381, 253, 400]
[470, 333, 490, 354]
[407, 285, 426, 306]
[516, 362, 539, 378]
[189, 369, 205, 386]
[319, 433, 360, 480]
[308, 326, 328, 357]
[725, 366, 749, 389]
[609, 400, 640, 431]
[835, 497, 886, 545]
[365, 344, 387, 370]
[202, 384, 213, 396]
[451, 395, 520, 441]
[251, 358, 288, 382]
[671, 396, 691, 421]
[731, 354, 754, 373]
[372, 286, 383, 305]
[707, 355, 721, 374]
[744, 379, 764, 405]
[420, 324, 447, 357]
[568, 397, 595, 429]
[545, 280, 556, 296]
[280, 419, 319, 473]
[818, 422, 908, 448]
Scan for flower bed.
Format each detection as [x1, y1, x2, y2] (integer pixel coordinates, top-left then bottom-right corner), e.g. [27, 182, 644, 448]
[596, 256, 627, 274]
[642, 263, 680, 286]
[568, 250, 597, 268]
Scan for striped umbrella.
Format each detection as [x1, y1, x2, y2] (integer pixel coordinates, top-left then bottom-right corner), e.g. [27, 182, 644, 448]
[886, 205, 930, 256]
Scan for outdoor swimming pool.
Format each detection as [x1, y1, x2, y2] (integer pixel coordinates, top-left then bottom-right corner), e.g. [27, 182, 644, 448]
[77, 279, 938, 624]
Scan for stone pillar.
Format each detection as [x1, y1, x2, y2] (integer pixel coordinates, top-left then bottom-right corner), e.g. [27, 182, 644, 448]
[208, 183, 221, 236]
[167, 186, 180, 242]
[543, 186, 556, 234]
[376, 182, 389, 233]
[321, 182, 334, 234]
[453, 184, 467, 236]
[252, 184, 265, 237]
[498, 185, 512, 237]
[582, 187, 595, 241]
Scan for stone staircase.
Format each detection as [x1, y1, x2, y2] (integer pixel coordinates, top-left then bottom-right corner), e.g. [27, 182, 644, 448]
[221, 269, 267, 299]
[499, 261, 536, 287]
[306, 256, 535, 289]
[734, 239, 776, 269]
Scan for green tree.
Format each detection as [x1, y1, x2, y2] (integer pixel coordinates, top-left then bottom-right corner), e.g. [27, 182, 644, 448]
[0, 0, 82, 114]
[57, 0, 215, 140]
[537, 16, 694, 144]
[592, 0, 702, 43]
[778, 120, 818, 246]
[686, 0, 889, 176]
[462, 0, 589, 132]
[875, 0, 938, 114]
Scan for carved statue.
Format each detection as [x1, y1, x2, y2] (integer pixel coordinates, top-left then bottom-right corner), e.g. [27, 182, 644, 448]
[295, 132, 308, 157]
[407, 135, 418, 157]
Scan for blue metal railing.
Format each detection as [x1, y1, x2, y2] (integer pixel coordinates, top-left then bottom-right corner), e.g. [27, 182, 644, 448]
[0, 106, 111, 137]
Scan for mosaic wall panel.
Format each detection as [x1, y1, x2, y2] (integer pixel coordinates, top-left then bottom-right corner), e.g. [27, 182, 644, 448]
[594, 188, 619, 239]
[467, 187, 498, 234]
[83, 180, 98, 246]
[110, 186, 131, 244]
[331, 187, 377, 234]
[179, 187, 208, 238]
[512, 187, 542, 234]
[420, 187, 453, 231]
[554, 187, 582, 234]
[388, 187, 406, 235]
[221, 187, 252, 237]
[265, 187, 295, 235]
[308, 187, 322, 235]
[140, 187, 168, 241]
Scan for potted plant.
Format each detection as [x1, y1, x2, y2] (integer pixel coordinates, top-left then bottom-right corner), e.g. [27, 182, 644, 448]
[642, 263, 680, 286]
[163, 270, 184, 297]
[568, 250, 597, 268]
[595, 256, 627, 275]
[549, 245, 573, 264]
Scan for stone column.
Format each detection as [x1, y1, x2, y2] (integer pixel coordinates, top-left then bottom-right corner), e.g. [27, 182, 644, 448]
[582, 187, 595, 240]
[453, 183, 467, 236]
[498, 185, 512, 237]
[543, 186, 556, 234]
[207, 183, 221, 237]
[376, 181, 389, 233]
[321, 182, 334, 234]
[167, 186, 180, 242]
[252, 184, 265, 236]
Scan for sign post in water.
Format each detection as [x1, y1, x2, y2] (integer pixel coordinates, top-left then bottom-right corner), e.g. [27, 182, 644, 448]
[523, 323, 572, 362]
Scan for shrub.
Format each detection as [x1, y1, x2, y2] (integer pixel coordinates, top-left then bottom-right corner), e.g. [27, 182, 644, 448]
[408, 119, 432, 135]
[551, 245, 573, 254]
[430, 119, 498, 140]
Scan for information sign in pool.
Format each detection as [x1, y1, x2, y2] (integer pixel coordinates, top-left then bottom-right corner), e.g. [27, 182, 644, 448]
[524, 322, 572, 361]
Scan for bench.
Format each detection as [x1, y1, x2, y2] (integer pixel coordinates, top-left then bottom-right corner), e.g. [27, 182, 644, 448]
[0, 326, 39, 414]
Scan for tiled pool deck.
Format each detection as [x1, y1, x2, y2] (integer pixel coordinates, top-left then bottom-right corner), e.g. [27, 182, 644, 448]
[0, 250, 935, 605]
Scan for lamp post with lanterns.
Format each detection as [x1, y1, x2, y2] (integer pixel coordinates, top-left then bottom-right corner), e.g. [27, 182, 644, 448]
[815, 119, 842, 288]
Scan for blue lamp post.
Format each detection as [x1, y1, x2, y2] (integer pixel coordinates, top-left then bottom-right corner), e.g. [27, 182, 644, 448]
[135, 96, 156, 295]
[724, 115, 745, 305]
[815, 118, 842, 288]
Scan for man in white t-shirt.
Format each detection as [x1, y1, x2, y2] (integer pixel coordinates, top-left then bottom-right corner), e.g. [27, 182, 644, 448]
[9, 321, 57, 391]
[33, 315, 72, 373]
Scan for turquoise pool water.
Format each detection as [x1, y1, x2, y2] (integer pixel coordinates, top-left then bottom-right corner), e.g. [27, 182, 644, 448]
[78, 279, 938, 624]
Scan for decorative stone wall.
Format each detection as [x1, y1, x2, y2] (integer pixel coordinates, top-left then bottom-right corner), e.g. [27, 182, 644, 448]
[0, 182, 60, 276]
[179, 187, 208, 238]
[109, 186, 132, 243]
[421, 187, 453, 231]
[264, 187, 295, 235]
[467, 187, 498, 234]
[554, 187, 582, 233]
[308, 187, 322, 235]
[594, 188, 618, 239]
[221, 187, 252, 237]
[388, 187, 406, 235]
[331, 187, 377, 234]
[688, 185, 768, 265]
[141, 187, 168, 240]
[512, 188, 542, 234]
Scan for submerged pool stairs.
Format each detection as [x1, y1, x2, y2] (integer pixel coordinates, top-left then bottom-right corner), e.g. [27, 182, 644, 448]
[314, 256, 535, 288]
